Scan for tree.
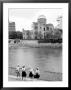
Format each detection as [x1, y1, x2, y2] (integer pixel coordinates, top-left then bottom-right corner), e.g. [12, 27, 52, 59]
[9, 31, 23, 39]
[53, 28, 62, 39]
[9, 31, 17, 39]
[16, 31, 23, 39]
[45, 31, 53, 40]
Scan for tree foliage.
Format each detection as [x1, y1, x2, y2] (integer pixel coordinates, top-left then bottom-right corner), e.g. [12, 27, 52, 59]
[9, 31, 23, 39]
[9, 28, 62, 43]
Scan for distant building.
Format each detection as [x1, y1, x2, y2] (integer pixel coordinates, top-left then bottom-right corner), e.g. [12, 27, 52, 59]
[30, 30, 35, 39]
[22, 29, 33, 39]
[56, 16, 62, 29]
[8, 22, 16, 32]
[32, 15, 54, 39]
[22, 29, 28, 39]
[22, 15, 54, 40]
[38, 15, 46, 24]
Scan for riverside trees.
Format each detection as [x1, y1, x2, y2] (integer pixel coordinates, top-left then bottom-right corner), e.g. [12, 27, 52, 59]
[9, 31, 23, 39]
[38, 28, 62, 43]
[9, 28, 62, 43]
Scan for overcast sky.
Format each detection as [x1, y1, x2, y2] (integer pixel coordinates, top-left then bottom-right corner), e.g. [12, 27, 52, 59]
[9, 8, 62, 31]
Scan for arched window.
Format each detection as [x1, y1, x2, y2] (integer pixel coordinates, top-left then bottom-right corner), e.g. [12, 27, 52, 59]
[47, 27, 49, 30]
[44, 27, 45, 31]
[40, 27, 41, 29]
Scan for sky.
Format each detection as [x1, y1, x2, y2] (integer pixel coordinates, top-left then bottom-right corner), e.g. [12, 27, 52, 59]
[9, 8, 62, 31]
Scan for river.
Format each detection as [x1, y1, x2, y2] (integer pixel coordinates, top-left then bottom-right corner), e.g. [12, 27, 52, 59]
[9, 47, 62, 81]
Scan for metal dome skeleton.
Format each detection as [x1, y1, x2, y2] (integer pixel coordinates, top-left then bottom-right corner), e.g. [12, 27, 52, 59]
[38, 15, 46, 19]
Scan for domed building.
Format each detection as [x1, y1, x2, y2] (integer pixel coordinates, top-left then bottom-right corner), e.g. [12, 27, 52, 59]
[38, 15, 46, 18]
[38, 15, 46, 24]
[22, 15, 54, 40]
[31, 15, 54, 39]
[37, 15, 47, 39]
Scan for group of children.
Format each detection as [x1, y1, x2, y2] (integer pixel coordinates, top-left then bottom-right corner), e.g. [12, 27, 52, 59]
[16, 65, 40, 80]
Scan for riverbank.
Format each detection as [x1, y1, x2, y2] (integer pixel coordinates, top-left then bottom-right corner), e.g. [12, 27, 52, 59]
[8, 67, 62, 81]
[8, 75, 41, 81]
[9, 40, 62, 48]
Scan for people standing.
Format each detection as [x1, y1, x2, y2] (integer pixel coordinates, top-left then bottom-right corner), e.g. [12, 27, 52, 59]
[34, 67, 40, 79]
[16, 65, 20, 78]
[22, 66, 27, 80]
[29, 68, 34, 79]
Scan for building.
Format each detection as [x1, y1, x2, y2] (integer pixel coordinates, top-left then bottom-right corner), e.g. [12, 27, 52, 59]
[8, 22, 16, 32]
[32, 15, 54, 39]
[32, 22, 38, 39]
[22, 29, 33, 39]
[22, 29, 28, 39]
[38, 15, 46, 24]
[54, 16, 62, 39]
[46, 24, 54, 35]
[56, 16, 62, 29]
[30, 30, 35, 39]
[22, 15, 54, 40]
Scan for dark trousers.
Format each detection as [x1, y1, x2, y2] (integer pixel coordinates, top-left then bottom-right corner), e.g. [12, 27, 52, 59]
[22, 71, 26, 80]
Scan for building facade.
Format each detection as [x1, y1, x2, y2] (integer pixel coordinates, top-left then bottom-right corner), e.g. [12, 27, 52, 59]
[22, 29, 28, 39]
[8, 22, 16, 32]
[56, 16, 62, 29]
[32, 15, 54, 39]
[22, 15, 54, 40]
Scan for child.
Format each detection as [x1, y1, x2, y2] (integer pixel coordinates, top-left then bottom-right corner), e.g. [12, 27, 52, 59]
[29, 68, 34, 78]
[34, 67, 40, 79]
[16, 65, 20, 78]
[22, 66, 27, 80]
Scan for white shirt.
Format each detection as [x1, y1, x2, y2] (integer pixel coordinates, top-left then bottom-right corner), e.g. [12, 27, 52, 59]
[30, 68, 34, 74]
[16, 66, 20, 72]
[35, 69, 40, 74]
[22, 67, 25, 71]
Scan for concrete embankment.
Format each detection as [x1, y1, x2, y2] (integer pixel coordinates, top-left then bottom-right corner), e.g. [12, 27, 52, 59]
[9, 40, 62, 48]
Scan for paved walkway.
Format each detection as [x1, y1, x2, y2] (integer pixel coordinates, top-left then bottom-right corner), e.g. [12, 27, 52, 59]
[8, 75, 41, 81]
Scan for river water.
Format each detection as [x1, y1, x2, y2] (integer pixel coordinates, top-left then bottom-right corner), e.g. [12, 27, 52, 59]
[9, 47, 62, 81]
